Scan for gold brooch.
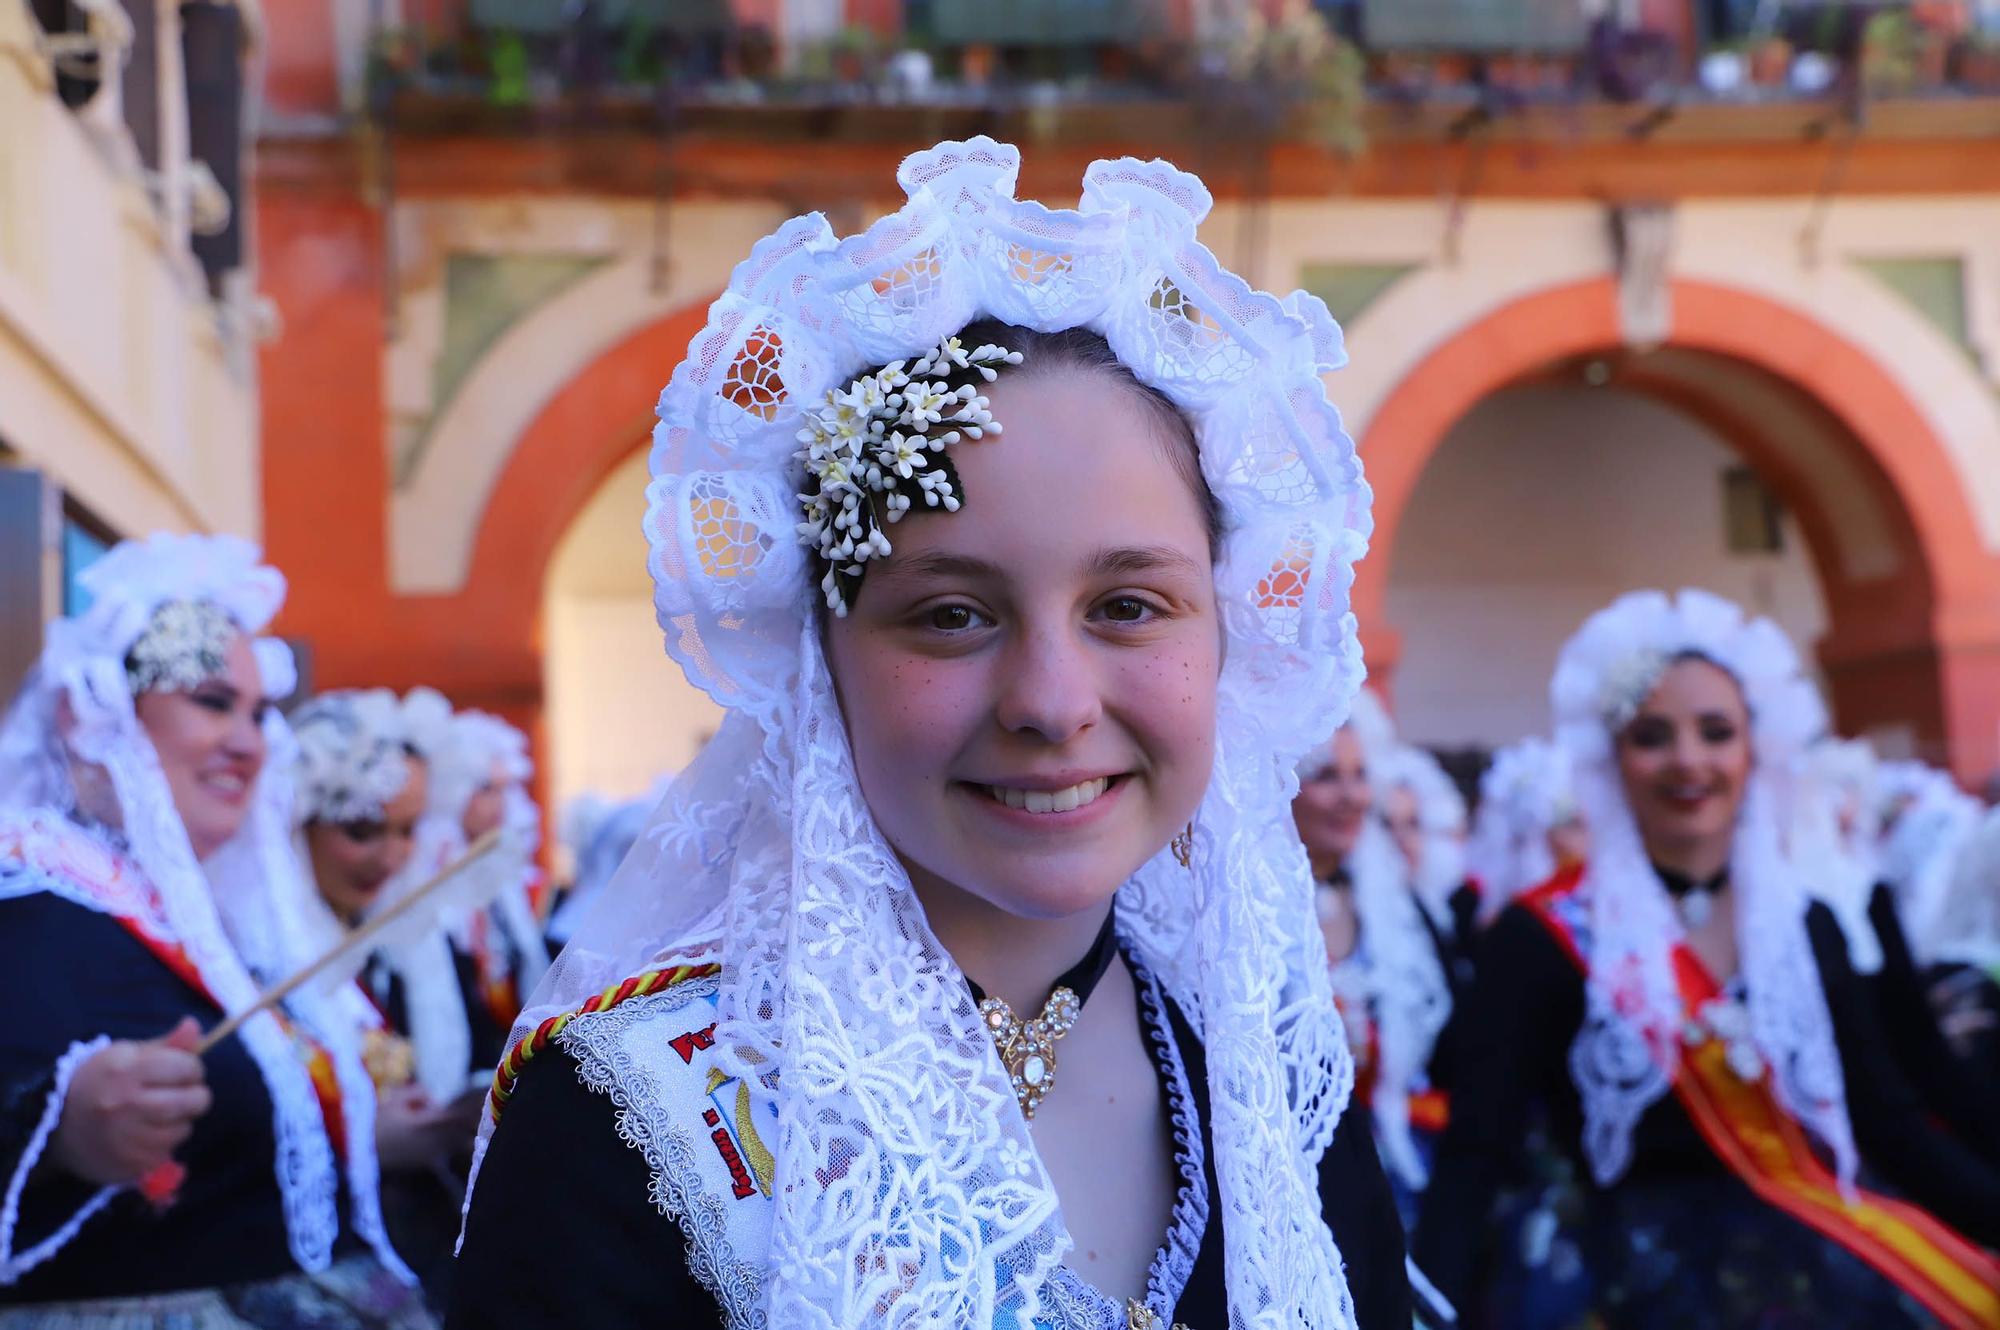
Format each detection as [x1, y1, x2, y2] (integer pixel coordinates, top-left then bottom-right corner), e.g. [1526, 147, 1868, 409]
[979, 985, 1081, 1119]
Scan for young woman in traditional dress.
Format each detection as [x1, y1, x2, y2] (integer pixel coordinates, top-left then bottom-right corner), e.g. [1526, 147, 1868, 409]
[1291, 697, 1454, 1227]
[452, 138, 1410, 1328]
[0, 535, 427, 1327]
[1415, 587, 2000, 1330]
[290, 689, 486, 1310]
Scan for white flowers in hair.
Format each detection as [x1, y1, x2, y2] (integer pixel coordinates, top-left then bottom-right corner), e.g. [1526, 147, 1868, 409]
[794, 335, 1023, 615]
[291, 690, 415, 828]
[123, 599, 239, 696]
[1596, 646, 1671, 732]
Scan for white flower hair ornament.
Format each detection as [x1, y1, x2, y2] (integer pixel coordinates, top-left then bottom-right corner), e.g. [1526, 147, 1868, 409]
[796, 336, 1021, 614]
[1549, 588, 1855, 1191]
[290, 689, 418, 829]
[488, 139, 1373, 1329]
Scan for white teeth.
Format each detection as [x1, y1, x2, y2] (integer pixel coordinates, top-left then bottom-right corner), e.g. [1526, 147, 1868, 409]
[986, 777, 1110, 814]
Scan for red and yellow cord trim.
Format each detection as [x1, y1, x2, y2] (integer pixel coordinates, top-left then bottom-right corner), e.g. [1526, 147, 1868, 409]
[487, 963, 721, 1125]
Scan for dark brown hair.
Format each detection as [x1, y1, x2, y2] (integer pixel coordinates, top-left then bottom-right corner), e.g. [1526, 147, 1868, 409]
[954, 318, 1226, 554]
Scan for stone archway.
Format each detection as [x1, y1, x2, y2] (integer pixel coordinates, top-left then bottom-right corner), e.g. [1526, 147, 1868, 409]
[1357, 276, 2000, 782]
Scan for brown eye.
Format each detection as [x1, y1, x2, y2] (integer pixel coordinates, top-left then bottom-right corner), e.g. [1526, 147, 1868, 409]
[341, 821, 385, 845]
[926, 605, 976, 632]
[1701, 721, 1738, 745]
[1102, 596, 1150, 623]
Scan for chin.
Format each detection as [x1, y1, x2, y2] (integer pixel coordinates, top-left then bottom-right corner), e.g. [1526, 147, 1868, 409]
[945, 856, 1134, 922]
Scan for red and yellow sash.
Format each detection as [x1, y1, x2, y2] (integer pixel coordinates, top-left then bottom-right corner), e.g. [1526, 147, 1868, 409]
[1521, 870, 2000, 1330]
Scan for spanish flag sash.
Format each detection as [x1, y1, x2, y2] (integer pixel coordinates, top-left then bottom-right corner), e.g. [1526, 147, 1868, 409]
[1521, 870, 2000, 1330]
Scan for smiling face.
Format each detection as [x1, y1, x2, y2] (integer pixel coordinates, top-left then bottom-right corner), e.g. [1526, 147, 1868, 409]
[307, 753, 429, 922]
[1292, 727, 1372, 864]
[132, 633, 269, 861]
[1614, 656, 1753, 872]
[824, 366, 1222, 923]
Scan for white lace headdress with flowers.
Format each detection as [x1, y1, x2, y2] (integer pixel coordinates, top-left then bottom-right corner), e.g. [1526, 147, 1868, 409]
[0, 534, 409, 1284]
[1467, 736, 1578, 910]
[471, 138, 1372, 1328]
[1550, 587, 1854, 1188]
[425, 707, 548, 999]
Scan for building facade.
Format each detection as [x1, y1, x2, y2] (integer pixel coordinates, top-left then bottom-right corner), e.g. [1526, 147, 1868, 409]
[2, 0, 264, 693]
[245, 0, 2000, 809]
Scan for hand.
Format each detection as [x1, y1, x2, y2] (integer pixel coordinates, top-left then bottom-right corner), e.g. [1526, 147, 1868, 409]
[51, 1018, 211, 1187]
[375, 1083, 481, 1172]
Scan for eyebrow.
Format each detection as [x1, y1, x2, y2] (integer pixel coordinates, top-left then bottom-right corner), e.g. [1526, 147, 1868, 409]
[1087, 544, 1206, 580]
[869, 552, 1006, 585]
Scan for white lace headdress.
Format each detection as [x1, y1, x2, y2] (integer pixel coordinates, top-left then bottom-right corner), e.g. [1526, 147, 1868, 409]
[1550, 587, 1854, 1188]
[287, 685, 426, 970]
[291, 686, 495, 1103]
[1376, 743, 1468, 925]
[428, 707, 549, 998]
[1789, 736, 1886, 972]
[1300, 696, 1450, 1193]
[0, 534, 409, 1284]
[1928, 803, 2000, 972]
[1466, 736, 1577, 909]
[472, 138, 1372, 1328]
[1874, 759, 1981, 957]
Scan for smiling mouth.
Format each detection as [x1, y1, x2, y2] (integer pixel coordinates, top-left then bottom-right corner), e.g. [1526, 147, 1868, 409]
[200, 771, 250, 801]
[977, 776, 1116, 815]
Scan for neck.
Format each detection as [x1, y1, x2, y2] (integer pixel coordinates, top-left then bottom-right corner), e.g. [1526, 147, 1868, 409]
[1309, 848, 1347, 882]
[911, 870, 1116, 1015]
[1645, 835, 1731, 884]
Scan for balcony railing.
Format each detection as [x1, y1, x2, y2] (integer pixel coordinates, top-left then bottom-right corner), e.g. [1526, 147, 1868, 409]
[362, 0, 2000, 130]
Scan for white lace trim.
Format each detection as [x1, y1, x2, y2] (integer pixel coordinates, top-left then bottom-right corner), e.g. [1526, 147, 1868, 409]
[556, 975, 768, 1328]
[0, 1036, 119, 1285]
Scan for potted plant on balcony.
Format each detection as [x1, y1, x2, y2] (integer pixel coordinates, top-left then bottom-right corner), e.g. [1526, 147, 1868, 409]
[1749, 31, 1794, 85]
[1861, 10, 1930, 95]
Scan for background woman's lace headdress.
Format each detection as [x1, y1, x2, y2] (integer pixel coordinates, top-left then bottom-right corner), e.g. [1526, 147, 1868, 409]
[470, 138, 1374, 1330]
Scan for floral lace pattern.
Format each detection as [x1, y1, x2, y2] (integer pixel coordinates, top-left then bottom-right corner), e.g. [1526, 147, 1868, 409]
[478, 139, 1369, 1329]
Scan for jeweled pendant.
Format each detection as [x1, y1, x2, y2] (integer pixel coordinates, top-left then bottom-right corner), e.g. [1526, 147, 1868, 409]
[1678, 891, 1714, 929]
[979, 985, 1079, 1119]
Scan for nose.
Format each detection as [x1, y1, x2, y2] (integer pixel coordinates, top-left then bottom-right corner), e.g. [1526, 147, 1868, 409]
[1666, 725, 1707, 776]
[993, 619, 1101, 744]
[223, 709, 267, 772]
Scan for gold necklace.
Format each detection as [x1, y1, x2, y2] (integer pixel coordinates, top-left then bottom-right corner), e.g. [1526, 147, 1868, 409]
[978, 986, 1081, 1119]
[1127, 1298, 1191, 1330]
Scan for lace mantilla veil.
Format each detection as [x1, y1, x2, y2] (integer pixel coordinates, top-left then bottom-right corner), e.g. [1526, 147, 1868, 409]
[1301, 693, 1450, 1195]
[1466, 737, 1576, 913]
[0, 534, 409, 1283]
[467, 139, 1373, 1329]
[1550, 587, 1856, 1190]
